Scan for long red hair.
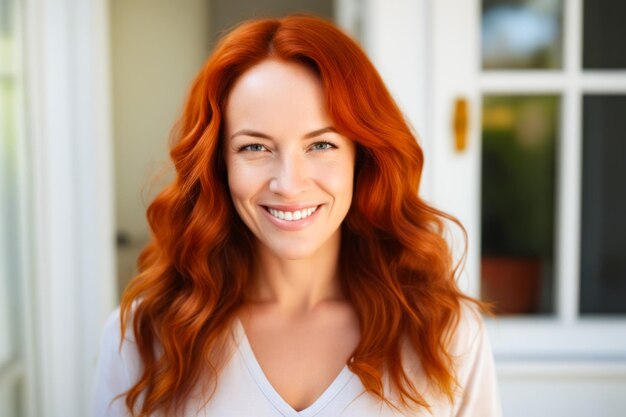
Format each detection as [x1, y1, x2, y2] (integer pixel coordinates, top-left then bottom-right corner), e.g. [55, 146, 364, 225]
[119, 13, 486, 417]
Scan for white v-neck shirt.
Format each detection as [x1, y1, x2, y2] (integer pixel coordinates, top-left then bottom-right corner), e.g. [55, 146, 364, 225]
[92, 304, 502, 417]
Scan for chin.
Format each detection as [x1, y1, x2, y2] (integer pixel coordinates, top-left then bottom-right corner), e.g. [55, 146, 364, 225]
[263, 239, 324, 261]
[271, 245, 319, 261]
[254, 228, 342, 261]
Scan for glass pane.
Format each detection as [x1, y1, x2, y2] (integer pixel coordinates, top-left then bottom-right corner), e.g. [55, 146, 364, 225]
[580, 95, 626, 314]
[480, 95, 559, 315]
[482, 0, 563, 69]
[583, 0, 626, 69]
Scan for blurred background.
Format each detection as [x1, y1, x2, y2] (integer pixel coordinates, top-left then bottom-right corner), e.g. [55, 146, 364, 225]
[1, 0, 625, 416]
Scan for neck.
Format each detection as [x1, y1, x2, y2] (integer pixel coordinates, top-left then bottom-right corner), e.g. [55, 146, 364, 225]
[245, 230, 345, 316]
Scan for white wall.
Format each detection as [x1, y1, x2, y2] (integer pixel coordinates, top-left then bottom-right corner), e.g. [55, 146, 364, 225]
[110, 0, 212, 296]
[499, 364, 626, 417]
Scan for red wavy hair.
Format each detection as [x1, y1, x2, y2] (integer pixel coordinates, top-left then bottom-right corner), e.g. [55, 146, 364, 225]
[119, 13, 486, 417]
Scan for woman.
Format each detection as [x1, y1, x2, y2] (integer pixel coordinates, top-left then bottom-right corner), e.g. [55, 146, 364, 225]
[93, 14, 501, 417]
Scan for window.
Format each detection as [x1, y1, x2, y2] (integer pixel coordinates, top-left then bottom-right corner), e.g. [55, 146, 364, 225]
[478, 0, 626, 359]
[428, 0, 626, 359]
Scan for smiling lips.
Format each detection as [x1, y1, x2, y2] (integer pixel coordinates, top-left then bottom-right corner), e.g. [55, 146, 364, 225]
[266, 205, 319, 221]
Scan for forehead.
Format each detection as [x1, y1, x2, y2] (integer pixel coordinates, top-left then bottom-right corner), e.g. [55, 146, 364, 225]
[224, 59, 331, 136]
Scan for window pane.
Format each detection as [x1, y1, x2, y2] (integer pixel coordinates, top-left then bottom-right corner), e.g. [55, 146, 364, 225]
[583, 0, 626, 69]
[480, 95, 559, 315]
[580, 95, 626, 314]
[482, 0, 563, 69]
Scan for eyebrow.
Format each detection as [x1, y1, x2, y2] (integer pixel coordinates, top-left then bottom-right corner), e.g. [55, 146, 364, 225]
[229, 126, 338, 141]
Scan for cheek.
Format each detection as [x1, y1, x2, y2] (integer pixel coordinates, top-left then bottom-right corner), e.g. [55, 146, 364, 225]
[226, 162, 261, 205]
[314, 157, 355, 200]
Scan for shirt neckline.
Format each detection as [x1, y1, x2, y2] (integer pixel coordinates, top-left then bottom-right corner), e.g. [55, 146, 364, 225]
[234, 316, 354, 417]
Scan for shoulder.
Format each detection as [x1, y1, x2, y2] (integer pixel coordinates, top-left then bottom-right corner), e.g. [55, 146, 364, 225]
[398, 300, 487, 367]
[447, 300, 487, 357]
[101, 307, 123, 344]
[100, 304, 138, 348]
[93, 306, 143, 417]
[97, 306, 140, 377]
[447, 301, 502, 416]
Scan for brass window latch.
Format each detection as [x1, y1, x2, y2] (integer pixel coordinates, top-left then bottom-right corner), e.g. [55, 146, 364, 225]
[453, 97, 469, 153]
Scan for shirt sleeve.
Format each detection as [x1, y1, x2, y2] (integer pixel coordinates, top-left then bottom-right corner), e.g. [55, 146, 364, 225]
[450, 303, 503, 417]
[92, 307, 135, 417]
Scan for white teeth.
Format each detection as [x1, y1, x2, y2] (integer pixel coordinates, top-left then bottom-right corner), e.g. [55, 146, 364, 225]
[267, 206, 318, 222]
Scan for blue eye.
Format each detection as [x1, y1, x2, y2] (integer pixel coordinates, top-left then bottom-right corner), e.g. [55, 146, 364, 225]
[240, 144, 267, 152]
[310, 141, 337, 151]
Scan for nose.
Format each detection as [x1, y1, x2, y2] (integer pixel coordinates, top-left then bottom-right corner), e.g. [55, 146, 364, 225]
[268, 153, 309, 197]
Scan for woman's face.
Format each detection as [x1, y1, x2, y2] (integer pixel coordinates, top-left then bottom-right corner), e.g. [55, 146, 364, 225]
[224, 58, 356, 260]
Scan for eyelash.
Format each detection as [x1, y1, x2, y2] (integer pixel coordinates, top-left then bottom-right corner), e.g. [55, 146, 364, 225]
[238, 141, 338, 153]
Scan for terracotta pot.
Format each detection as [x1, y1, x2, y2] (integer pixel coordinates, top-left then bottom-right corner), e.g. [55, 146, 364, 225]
[480, 256, 542, 315]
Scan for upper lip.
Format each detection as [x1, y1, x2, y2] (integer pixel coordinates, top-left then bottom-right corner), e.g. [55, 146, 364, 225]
[262, 203, 321, 212]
